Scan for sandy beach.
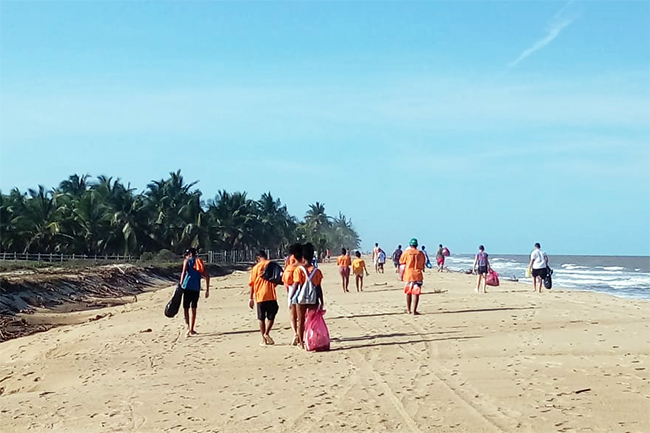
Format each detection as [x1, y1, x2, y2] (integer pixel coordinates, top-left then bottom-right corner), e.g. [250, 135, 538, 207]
[1, 260, 648, 433]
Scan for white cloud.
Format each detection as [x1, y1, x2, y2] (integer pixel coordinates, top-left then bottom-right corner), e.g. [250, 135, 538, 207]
[508, 18, 574, 68]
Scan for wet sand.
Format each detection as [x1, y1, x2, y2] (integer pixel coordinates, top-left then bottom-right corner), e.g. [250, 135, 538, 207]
[1, 260, 648, 432]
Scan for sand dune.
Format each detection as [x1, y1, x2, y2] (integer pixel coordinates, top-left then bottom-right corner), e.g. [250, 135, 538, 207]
[1, 261, 648, 432]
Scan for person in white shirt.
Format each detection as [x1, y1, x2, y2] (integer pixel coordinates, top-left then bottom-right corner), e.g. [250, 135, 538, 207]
[529, 242, 549, 293]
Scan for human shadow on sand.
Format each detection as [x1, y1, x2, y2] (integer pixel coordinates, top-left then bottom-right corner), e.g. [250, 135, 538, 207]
[327, 311, 405, 321]
[329, 334, 481, 352]
[437, 306, 537, 314]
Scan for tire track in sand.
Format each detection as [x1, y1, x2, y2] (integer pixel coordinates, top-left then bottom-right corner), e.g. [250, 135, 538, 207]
[332, 301, 515, 432]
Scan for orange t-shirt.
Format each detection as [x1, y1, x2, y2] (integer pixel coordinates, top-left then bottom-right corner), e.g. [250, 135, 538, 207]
[249, 259, 277, 303]
[292, 264, 323, 287]
[283, 255, 299, 285]
[337, 255, 351, 267]
[399, 248, 426, 282]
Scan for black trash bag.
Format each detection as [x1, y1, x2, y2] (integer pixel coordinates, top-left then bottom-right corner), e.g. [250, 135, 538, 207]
[544, 267, 553, 289]
[165, 284, 183, 318]
[262, 261, 284, 285]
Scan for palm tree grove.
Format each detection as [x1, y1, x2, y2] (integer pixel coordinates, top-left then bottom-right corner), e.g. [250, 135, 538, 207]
[0, 170, 361, 258]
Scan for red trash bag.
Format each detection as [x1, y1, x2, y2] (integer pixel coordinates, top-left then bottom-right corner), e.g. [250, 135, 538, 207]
[486, 270, 500, 287]
[304, 307, 330, 352]
[442, 247, 450, 257]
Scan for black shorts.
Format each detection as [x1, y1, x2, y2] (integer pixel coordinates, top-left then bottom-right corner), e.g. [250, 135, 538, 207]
[477, 265, 488, 275]
[182, 289, 200, 309]
[257, 300, 279, 321]
[532, 268, 548, 279]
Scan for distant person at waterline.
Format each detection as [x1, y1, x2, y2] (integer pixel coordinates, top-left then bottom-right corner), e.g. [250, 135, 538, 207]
[377, 248, 386, 273]
[436, 244, 445, 272]
[473, 245, 491, 293]
[392, 245, 403, 272]
[529, 243, 549, 293]
[372, 243, 380, 273]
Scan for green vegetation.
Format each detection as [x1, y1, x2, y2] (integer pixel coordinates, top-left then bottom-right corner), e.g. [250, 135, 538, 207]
[0, 171, 361, 257]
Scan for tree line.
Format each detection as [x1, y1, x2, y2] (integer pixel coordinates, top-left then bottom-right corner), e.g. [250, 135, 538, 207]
[0, 170, 361, 257]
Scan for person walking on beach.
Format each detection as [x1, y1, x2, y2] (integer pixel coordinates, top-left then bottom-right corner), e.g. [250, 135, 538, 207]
[421, 245, 432, 269]
[249, 250, 279, 346]
[289, 243, 324, 349]
[372, 243, 380, 273]
[352, 251, 370, 291]
[436, 244, 445, 272]
[392, 245, 403, 273]
[473, 245, 491, 293]
[377, 248, 386, 273]
[283, 243, 302, 345]
[529, 243, 549, 293]
[337, 248, 352, 293]
[399, 238, 426, 315]
[179, 248, 210, 337]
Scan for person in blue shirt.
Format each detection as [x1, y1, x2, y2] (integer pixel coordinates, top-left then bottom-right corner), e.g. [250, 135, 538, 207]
[179, 248, 210, 336]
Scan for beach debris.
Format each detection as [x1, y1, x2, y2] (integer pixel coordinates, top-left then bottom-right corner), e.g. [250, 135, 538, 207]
[139, 328, 153, 333]
[574, 388, 591, 394]
[373, 282, 388, 286]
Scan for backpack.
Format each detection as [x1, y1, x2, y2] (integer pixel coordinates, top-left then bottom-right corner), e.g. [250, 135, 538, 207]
[193, 258, 205, 274]
[544, 267, 553, 289]
[292, 266, 319, 305]
[262, 261, 284, 285]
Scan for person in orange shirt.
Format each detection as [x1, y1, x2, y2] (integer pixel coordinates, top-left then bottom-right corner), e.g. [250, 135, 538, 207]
[337, 248, 352, 293]
[282, 243, 302, 345]
[289, 243, 324, 349]
[352, 251, 369, 292]
[249, 250, 279, 346]
[399, 238, 426, 315]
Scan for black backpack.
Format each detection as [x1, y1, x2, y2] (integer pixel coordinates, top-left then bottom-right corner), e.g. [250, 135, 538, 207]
[544, 267, 553, 289]
[262, 261, 284, 285]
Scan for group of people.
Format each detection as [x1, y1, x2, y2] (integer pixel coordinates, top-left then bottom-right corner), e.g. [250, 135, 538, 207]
[175, 241, 551, 345]
[336, 248, 370, 293]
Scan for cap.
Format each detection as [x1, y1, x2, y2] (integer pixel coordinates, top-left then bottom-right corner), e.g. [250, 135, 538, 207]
[409, 238, 418, 247]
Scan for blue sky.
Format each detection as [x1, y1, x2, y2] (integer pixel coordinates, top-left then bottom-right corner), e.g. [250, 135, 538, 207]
[1, 1, 648, 255]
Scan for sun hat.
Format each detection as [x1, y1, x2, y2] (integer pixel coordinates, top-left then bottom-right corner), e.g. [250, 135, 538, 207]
[409, 238, 418, 247]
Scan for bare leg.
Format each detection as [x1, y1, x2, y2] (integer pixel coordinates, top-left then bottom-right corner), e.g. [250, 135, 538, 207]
[296, 305, 307, 348]
[184, 308, 190, 329]
[476, 275, 481, 292]
[258, 320, 267, 344]
[264, 319, 275, 344]
[482, 275, 487, 293]
[188, 308, 197, 335]
[359, 275, 364, 291]
[289, 304, 298, 345]
[344, 273, 350, 292]
[412, 295, 420, 315]
[406, 294, 412, 314]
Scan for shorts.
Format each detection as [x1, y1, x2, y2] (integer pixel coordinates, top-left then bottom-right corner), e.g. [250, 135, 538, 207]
[404, 282, 423, 295]
[532, 268, 548, 279]
[339, 266, 350, 277]
[257, 300, 279, 321]
[477, 265, 488, 275]
[393, 260, 399, 268]
[353, 271, 364, 277]
[437, 257, 445, 265]
[182, 289, 200, 309]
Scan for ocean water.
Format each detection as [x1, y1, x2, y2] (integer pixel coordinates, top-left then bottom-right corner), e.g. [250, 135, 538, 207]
[444, 254, 650, 300]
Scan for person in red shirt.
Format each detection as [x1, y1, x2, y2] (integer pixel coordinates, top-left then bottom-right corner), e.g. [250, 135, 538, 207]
[399, 238, 426, 315]
[249, 250, 279, 346]
[336, 248, 352, 293]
